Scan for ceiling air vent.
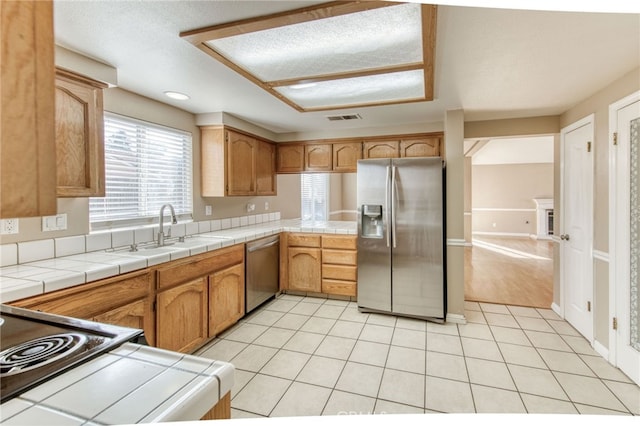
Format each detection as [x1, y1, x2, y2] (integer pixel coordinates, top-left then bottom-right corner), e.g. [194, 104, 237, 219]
[326, 114, 362, 121]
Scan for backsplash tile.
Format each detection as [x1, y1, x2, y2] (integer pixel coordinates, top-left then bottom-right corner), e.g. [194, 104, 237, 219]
[18, 239, 54, 264]
[112, 230, 134, 249]
[198, 221, 211, 233]
[2, 212, 285, 265]
[185, 222, 199, 235]
[55, 236, 86, 258]
[1, 244, 17, 267]
[86, 233, 112, 252]
[171, 223, 186, 238]
[134, 227, 155, 244]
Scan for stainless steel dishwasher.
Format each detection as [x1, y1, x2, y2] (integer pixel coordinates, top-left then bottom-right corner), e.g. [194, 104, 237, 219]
[245, 234, 280, 313]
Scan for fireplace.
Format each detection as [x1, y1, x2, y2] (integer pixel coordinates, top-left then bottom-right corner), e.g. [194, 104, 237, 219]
[533, 198, 554, 239]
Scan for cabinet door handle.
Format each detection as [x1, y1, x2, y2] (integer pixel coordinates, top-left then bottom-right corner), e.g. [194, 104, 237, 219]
[560, 234, 570, 241]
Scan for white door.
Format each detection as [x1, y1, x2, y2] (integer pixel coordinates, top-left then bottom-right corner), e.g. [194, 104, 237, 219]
[609, 91, 640, 385]
[560, 115, 594, 341]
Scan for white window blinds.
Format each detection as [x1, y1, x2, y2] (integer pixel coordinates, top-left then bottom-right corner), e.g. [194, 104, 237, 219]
[90, 112, 193, 226]
[301, 174, 329, 221]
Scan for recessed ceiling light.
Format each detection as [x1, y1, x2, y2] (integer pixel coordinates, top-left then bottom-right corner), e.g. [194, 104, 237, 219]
[164, 91, 190, 100]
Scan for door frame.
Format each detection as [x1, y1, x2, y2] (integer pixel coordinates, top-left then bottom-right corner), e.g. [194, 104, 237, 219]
[608, 90, 640, 384]
[559, 114, 594, 340]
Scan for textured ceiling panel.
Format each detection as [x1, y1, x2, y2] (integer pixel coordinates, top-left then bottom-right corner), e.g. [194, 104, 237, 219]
[205, 3, 423, 82]
[275, 69, 425, 109]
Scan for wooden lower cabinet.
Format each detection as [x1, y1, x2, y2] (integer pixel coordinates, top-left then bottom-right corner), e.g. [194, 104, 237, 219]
[155, 244, 245, 352]
[93, 298, 155, 346]
[209, 263, 244, 338]
[156, 277, 208, 353]
[321, 235, 357, 297]
[283, 233, 357, 297]
[288, 247, 322, 293]
[201, 392, 231, 420]
[11, 269, 155, 340]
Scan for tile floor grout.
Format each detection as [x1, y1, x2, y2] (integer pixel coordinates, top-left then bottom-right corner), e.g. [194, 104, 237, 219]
[195, 294, 639, 417]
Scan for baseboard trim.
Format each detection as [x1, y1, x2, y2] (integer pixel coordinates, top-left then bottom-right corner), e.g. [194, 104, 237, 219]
[446, 313, 467, 324]
[446, 239, 466, 247]
[551, 302, 562, 317]
[531, 235, 553, 240]
[593, 250, 610, 263]
[593, 340, 609, 360]
[472, 231, 532, 238]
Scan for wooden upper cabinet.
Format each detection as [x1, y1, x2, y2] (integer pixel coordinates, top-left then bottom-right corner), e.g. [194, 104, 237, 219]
[1, 0, 57, 218]
[226, 130, 257, 196]
[201, 126, 276, 197]
[276, 144, 304, 173]
[363, 140, 400, 159]
[55, 68, 107, 197]
[256, 139, 277, 195]
[333, 142, 362, 172]
[305, 144, 332, 171]
[400, 137, 441, 157]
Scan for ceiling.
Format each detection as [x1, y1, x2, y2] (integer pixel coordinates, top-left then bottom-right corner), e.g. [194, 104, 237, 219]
[52, 1, 640, 137]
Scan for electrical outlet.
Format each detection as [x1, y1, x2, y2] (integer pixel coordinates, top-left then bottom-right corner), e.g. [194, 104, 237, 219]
[205, 205, 212, 216]
[1, 218, 19, 235]
[246, 203, 255, 213]
[264, 202, 269, 210]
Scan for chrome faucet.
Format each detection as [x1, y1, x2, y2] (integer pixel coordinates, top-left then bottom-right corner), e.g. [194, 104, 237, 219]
[158, 204, 177, 246]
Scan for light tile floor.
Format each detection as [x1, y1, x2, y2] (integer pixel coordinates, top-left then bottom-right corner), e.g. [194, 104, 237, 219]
[195, 294, 640, 418]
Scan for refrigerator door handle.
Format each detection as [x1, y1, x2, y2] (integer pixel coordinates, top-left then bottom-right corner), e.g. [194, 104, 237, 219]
[391, 165, 397, 248]
[385, 165, 391, 247]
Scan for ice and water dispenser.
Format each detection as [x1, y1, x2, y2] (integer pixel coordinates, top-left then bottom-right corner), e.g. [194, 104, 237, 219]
[361, 204, 383, 238]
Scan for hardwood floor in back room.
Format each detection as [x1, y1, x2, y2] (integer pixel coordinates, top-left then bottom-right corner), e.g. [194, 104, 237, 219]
[464, 237, 554, 309]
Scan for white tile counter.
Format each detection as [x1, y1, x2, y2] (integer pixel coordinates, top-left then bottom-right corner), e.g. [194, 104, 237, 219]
[0, 343, 234, 425]
[0, 219, 356, 303]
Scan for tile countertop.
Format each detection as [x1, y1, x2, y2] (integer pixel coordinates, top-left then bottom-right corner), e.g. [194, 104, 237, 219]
[0, 342, 235, 425]
[0, 219, 357, 303]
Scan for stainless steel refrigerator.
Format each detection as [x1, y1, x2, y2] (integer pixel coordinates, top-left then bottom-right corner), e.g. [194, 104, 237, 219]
[356, 157, 446, 322]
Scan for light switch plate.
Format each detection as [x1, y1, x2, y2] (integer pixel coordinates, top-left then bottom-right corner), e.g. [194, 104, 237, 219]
[42, 213, 68, 232]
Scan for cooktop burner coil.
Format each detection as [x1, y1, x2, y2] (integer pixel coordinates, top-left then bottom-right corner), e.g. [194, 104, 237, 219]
[0, 333, 89, 376]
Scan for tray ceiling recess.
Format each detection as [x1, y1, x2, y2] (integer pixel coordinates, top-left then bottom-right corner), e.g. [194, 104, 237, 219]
[180, 1, 437, 112]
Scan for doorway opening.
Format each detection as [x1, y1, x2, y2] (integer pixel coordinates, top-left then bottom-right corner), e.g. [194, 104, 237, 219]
[463, 136, 555, 309]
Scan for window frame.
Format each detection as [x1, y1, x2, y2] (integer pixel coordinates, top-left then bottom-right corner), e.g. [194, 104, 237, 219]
[300, 173, 329, 221]
[89, 112, 193, 230]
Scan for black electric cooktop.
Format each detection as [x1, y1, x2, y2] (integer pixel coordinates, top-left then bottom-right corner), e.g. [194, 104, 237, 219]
[0, 304, 142, 403]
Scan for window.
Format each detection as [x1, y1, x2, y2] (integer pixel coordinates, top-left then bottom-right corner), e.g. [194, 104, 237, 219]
[90, 113, 193, 227]
[301, 174, 329, 221]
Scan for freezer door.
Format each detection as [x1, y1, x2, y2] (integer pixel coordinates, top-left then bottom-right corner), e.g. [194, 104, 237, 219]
[391, 157, 444, 319]
[357, 159, 391, 312]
